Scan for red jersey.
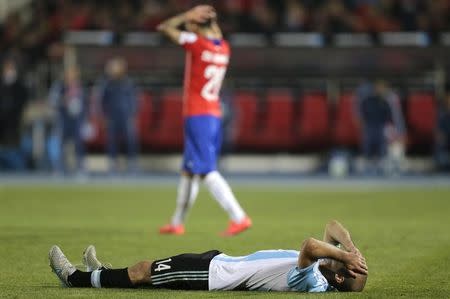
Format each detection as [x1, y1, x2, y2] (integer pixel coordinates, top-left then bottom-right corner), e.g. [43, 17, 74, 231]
[179, 31, 230, 118]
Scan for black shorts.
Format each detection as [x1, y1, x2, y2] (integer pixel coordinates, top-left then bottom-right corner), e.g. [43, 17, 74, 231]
[150, 250, 221, 290]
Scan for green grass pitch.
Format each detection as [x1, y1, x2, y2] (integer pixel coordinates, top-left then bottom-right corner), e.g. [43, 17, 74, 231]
[1, 184, 449, 298]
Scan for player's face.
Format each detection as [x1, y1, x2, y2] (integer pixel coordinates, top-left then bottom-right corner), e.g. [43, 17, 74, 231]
[185, 22, 199, 33]
[65, 67, 79, 83]
[375, 81, 387, 96]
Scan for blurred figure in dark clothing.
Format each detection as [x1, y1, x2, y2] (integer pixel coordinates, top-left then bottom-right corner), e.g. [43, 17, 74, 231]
[358, 80, 393, 173]
[49, 65, 87, 174]
[0, 59, 28, 171]
[435, 93, 450, 171]
[316, 0, 361, 36]
[282, 0, 310, 32]
[98, 57, 138, 173]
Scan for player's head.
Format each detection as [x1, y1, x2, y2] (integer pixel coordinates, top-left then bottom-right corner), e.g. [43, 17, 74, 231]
[185, 18, 214, 33]
[106, 57, 127, 79]
[374, 79, 388, 96]
[2, 58, 18, 84]
[64, 65, 80, 84]
[185, 5, 218, 36]
[320, 260, 368, 292]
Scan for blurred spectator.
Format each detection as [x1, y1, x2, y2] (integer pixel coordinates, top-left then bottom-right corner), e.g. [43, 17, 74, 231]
[418, 0, 450, 39]
[0, 58, 29, 171]
[435, 93, 450, 171]
[355, 79, 407, 175]
[48, 65, 87, 174]
[393, 0, 423, 31]
[282, 0, 310, 32]
[137, 0, 168, 31]
[98, 57, 138, 173]
[316, 0, 363, 37]
[218, 0, 248, 34]
[244, 0, 278, 33]
[383, 84, 406, 175]
[360, 0, 400, 32]
[356, 79, 394, 174]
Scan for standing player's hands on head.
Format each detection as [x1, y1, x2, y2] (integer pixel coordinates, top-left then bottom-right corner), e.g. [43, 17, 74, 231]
[185, 5, 216, 23]
[343, 252, 368, 278]
[156, 4, 217, 43]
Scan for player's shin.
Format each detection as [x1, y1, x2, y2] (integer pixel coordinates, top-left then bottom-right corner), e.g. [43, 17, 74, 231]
[171, 175, 200, 225]
[68, 268, 134, 288]
[204, 171, 246, 222]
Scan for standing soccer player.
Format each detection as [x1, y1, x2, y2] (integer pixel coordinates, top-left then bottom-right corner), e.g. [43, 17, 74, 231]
[157, 5, 251, 236]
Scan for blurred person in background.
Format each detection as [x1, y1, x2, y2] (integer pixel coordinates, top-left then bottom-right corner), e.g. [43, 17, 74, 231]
[282, 0, 310, 32]
[48, 65, 87, 175]
[383, 83, 406, 175]
[98, 57, 138, 174]
[244, 0, 278, 34]
[0, 58, 28, 171]
[316, 0, 363, 38]
[435, 92, 450, 172]
[356, 79, 397, 175]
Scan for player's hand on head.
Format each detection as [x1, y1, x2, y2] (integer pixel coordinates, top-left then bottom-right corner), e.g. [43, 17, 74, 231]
[349, 245, 363, 258]
[186, 5, 216, 23]
[344, 252, 368, 278]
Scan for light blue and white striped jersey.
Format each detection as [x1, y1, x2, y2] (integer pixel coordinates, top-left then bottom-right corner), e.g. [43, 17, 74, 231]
[208, 249, 330, 292]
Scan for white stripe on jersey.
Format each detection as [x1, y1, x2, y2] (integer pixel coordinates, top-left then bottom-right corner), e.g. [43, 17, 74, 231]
[152, 270, 209, 285]
[152, 270, 208, 279]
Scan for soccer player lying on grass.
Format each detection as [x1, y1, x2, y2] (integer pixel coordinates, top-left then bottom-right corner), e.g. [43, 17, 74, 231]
[49, 220, 368, 292]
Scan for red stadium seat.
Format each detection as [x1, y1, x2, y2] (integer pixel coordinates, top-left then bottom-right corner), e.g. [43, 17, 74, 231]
[233, 91, 260, 149]
[258, 89, 295, 150]
[147, 90, 184, 150]
[406, 92, 436, 150]
[297, 92, 330, 150]
[333, 93, 361, 148]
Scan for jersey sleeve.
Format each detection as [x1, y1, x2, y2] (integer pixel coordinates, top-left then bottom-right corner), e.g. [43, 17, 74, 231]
[178, 31, 199, 51]
[287, 262, 330, 292]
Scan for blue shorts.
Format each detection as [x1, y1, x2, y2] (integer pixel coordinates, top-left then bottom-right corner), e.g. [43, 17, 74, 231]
[183, 115, 222, 175]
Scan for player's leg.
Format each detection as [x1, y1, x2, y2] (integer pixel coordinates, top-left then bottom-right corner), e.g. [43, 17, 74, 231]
[159, 119, 201, 234]
[49, 245, 140, 288]
[197, 116, 251, 236]
[172, 172, 200, 223]
[80, 245, 220, 290]
[106, 119, 118, 172]
[204, 170, 251, 236]
[125, 117, 139, 172]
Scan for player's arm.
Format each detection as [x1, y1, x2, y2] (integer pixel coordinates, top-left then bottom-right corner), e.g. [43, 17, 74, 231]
[299, 237, 368, 278]
[157, 5, 216, 44]
[323, 220, 360, 255]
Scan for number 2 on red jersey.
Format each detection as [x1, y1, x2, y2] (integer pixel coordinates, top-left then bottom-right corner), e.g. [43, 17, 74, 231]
[201, 65, 226, 102]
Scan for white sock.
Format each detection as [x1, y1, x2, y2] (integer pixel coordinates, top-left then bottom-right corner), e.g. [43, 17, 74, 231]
[204, 171, 246, 222]
[91, 269, 102, 288]
[171, 175, 200, 225]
